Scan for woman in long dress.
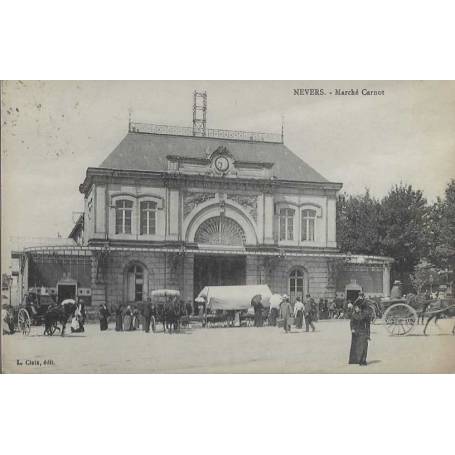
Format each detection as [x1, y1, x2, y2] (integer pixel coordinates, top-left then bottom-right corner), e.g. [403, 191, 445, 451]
[132, 307, 140, 330]
[99, 304, 110, 331]
[123, 305, 133, 331]
[280, 297, 292, 333]
[349, 303, 371, 365]
[115, 305, 123, 331]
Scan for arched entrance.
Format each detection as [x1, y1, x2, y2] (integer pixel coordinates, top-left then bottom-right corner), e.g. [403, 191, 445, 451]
[288, 268, 309, 304]
[193, 216, 247, 297]
[124, 262, 148, 303]
[194, 216, 246, 246]
[345, 280, 362, 303]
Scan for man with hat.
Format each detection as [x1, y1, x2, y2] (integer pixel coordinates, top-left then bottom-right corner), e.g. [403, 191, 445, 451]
[390, 280, 403, 299]
[353, 291, 365, 307]
[142, 297, 154, 333]
[304, 294, 316, 332]
[349, 300, 371, 365]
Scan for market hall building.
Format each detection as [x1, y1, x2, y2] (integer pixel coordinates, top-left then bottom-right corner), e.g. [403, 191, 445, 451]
[13, 121, 393, 307]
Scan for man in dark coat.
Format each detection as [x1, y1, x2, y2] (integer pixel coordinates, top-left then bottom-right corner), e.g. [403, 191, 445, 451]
[251, 295, 264, 327]
[349, 302, 371, 365]
[185, 300, 193, 317]
[143, 298, 153, 333]
[417, 292, 431, 325]
[304, 294, 316, 332]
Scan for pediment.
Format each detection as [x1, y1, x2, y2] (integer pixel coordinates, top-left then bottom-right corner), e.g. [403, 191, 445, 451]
[167, 145, 274, 179]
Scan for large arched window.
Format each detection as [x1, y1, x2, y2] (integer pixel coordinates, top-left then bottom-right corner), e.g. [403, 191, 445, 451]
[194, 216, 246, 246]
[127, 264, 145, 302]
[289, 269, 305, 303]
[279, 208, 295, 241]
[301, 209, 316, 242]
[140, 201, 157, 235]
[115, 200, 133, 234]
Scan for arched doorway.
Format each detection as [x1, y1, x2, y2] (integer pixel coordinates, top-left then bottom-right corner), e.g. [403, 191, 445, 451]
[193, 216, 247, 297]
[288, 268, 308, 304]
[125, 262, 148, 303]
[345, 280, 362, 303]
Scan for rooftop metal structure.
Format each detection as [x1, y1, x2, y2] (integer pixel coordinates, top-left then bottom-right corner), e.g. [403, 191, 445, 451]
[192, 90, 207, 137]
[128, 122, 283, 144]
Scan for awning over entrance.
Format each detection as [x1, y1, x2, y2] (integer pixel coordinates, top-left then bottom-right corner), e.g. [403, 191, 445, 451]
[20, 244, 394, 264]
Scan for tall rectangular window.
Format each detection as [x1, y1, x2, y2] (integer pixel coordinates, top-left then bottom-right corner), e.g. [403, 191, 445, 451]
[140, 201, 157, 235]
[301, 209, 316, 241]
[279, 208, 294, 241]
[115, 200, 133, 234]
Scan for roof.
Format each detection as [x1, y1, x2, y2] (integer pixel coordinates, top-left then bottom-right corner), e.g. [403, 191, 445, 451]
[68, 214, 84, 240]
[99, 131, 330, 183]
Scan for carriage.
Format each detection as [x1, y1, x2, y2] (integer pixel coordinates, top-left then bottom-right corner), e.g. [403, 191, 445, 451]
[381, 296, 455, 336]
[149, 289, 187, 332]
[5, 294, 58, 336]
[195, 284, 272, 327]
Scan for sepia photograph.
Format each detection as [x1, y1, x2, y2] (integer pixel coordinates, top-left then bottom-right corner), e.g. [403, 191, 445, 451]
[1, 80, 454, 373]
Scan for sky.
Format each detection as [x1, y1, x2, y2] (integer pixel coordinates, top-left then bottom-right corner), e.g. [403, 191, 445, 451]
[2, 80, 455, 271]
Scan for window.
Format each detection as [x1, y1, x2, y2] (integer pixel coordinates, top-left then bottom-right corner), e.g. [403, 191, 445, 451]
[279, 208, 295, 241]
[115, 200, 133, 234]
[127, 264, 144, 302]
[301, 209, 316, 241]
[87, 198, 93, 220]
[289, 269, 305, 304]
[140, 201, 157, 235]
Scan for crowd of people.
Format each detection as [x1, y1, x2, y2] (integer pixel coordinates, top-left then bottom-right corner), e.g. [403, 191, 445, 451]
[94, 291, 373, 365]
[5, 287, 455, 368]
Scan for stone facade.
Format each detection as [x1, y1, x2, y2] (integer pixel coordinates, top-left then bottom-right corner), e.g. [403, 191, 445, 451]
[17, 128, 393, 306]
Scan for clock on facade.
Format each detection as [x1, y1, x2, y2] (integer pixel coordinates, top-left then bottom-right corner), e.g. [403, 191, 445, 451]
[214, 156, 230, 173]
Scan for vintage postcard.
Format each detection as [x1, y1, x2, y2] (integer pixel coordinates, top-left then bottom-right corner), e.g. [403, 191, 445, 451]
[1, 80, 454, 373]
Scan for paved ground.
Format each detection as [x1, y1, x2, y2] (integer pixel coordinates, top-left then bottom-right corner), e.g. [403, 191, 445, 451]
[2, 318, 454, 373]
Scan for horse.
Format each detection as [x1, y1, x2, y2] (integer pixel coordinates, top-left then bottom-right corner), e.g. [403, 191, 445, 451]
[44, 301, 77, 336]
[163, 297, 184, 333]
[423, 300, 454, 335]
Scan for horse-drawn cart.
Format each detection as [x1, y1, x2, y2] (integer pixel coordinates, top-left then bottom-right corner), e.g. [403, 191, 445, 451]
[2, 295, 78, 336]
[196, 284, 272, 327]
[150, 289, 183, 332]
[382, 297, 455, 336]
[4, 297, 57, 336]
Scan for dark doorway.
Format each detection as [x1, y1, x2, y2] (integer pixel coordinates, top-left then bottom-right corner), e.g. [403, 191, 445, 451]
[194, 255, 246, 298]
[57, 284, 77, 303]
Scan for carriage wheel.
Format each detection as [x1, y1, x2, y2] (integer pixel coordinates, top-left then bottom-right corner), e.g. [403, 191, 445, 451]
[383, 303, 418, 336]
[17, 309, 31, 335]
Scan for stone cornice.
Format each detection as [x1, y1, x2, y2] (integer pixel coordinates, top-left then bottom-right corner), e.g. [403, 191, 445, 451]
[79, 167, 343, 196]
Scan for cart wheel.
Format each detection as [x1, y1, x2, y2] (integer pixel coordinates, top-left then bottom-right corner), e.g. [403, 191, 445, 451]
[17, 308, 31, 335]
[383, 303, 417, 336]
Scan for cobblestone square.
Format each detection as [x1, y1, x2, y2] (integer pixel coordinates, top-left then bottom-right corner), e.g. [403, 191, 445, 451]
[3, 319, 454, 373]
